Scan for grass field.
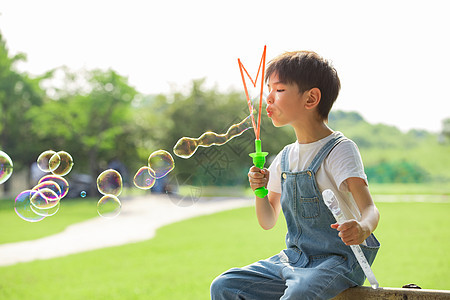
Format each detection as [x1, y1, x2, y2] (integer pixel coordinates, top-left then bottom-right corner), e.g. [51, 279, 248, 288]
[0, 194, 449, 299]
[0, 198, 98, 244]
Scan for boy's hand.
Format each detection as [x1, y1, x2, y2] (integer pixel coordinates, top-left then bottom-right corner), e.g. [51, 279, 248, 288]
[331, 220, 369, 246]
[248, 166, 269, 192]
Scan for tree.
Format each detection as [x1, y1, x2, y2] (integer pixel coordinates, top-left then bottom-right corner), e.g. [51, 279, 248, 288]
[27, 67, 139, 194]
[0, 31, 47, 193]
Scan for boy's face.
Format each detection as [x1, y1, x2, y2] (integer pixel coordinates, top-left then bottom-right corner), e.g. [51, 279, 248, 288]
[266, 72, 307, 128]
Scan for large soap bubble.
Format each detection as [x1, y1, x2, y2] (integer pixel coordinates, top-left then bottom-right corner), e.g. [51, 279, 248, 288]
[173, 115, 252, 159]
[30, 187, 60, 210]
[133, 149, 175, 190]
[0, 150, 13, 184]
[148, 150, 174, 179]
[38, 175, 70, 199]
[37, 150, 60, 172]
[50, 151, 74, 176]
[133, 166, 156, 190]
[97, 169, 123, 197]
[97, 194, 121, 218]
[14, 190, 46, 222]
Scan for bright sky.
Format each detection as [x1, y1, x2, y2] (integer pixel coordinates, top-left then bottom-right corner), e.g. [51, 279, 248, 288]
[1, 0, 449, 132]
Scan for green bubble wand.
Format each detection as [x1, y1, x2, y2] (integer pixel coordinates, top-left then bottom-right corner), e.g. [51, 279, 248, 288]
[238, 46, 269, 198]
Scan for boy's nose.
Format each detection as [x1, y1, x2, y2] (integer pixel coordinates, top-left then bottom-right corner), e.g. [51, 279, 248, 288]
[266, 92, 274, 104]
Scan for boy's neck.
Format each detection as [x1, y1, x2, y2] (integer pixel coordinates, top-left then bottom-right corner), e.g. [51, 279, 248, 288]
[293, 119, 333, 144]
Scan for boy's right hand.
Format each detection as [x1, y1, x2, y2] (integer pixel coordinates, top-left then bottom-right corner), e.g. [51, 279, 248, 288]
[248, 166, 269, 192]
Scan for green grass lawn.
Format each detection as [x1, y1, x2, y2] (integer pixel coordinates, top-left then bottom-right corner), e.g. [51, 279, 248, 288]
[372, 202, 449, 289]
[0, 198, 98, 244]
[0, 197, 448, 299]
[369, 182, 450, 195]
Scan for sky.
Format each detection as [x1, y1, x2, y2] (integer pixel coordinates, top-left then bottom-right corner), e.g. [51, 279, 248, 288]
[1, 0, 449, 132]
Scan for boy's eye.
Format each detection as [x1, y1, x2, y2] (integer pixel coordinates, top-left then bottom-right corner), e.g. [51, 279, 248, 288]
[277, 89, 285, 92]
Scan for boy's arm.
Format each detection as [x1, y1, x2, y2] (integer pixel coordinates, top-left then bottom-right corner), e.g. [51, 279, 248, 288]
[331, 177, 380, 245]
[248, 166, 281, 230]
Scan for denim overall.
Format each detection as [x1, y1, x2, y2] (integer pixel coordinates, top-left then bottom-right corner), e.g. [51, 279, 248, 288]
[211, 134, 380, 300]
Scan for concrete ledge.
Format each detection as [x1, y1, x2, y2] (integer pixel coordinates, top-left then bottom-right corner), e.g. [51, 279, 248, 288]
[334, 286, 450, 300]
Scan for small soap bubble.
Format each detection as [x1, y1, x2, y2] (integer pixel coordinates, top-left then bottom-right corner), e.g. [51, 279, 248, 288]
[133, 166, 156, 189]
[97, 194, 121, 218]
[14, 190, 46, 222]
[51, 151, 74, 176]
[80, 191, 87, 198]
[38, 175, 69, 199]
[148, 150, 175, 179]
[0, 150, 13, 184]
[97, 169, 123, 196]
[37, 150, 60, 172]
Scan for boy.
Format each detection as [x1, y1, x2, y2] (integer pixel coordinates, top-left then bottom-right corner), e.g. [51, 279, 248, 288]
[211, 51, 380, 299]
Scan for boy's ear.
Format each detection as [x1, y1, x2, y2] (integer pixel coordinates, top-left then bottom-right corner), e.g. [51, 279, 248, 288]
[304, 88, 321, 110]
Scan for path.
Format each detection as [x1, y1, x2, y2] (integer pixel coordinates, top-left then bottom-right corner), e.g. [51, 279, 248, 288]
[0, 195, 253, 267]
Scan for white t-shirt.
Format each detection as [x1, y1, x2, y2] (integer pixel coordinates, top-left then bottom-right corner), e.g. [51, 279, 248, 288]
[267, 131, 368, 222]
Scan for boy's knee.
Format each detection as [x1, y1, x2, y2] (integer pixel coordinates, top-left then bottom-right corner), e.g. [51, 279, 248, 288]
[210, 274, 230, 299]
[283, 280, 313, 299]
[284, 274, 352, 300]
[211, 270, 243, 299]
[210, 275, 222, 296]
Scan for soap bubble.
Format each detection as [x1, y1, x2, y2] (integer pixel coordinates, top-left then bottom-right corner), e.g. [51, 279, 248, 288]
[30, 201, 60, 217]
[80, 191, 87, 198]
[50, 151, 74, 176]
[97, 194, 121, 218]
[97, 169, 123, 196]
[133, 166, 156, 189]
[173, 115, 252, 159]
[148, 150, 174, 179]
[37, 150, 60, 172]
[33, 181, 62, 200]
[0, 150, 13, 184]
[38, 175, 69, 199]
[14, 190, 46, 222]
[30, 187, 60, 209]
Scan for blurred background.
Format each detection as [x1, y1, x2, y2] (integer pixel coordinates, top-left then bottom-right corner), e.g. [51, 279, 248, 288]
[0, 0, 449, 299]
[0, 0, 449, 197]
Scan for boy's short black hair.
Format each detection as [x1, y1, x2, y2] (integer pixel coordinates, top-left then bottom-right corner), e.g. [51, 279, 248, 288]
[265, 51, 340, 120]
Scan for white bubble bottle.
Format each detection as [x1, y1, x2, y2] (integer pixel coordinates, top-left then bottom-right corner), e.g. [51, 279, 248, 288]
[322, 189, 379, 289]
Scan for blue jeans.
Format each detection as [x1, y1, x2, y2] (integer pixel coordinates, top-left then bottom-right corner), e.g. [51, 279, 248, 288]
[211, 248, 363, 299]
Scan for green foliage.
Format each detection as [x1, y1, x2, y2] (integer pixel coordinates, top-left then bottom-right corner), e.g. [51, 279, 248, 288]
[329, 111, 431, 149]
[0, 30, 448, 190]
[365, 161, 429, 183]
[26, 67, 140, 192]
[0, 32, 46, 170]
[329, 110, 450, 184]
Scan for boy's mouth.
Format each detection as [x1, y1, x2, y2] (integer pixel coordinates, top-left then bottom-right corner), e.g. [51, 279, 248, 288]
[266, 108, 273, 118]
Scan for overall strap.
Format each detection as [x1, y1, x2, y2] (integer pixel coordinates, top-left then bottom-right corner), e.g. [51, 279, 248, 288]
[308, 134, 345, 173]
[281, 145, 291, 173]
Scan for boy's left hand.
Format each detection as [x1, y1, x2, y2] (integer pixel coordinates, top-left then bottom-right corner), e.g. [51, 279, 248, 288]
[331, 220, 369, 246]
